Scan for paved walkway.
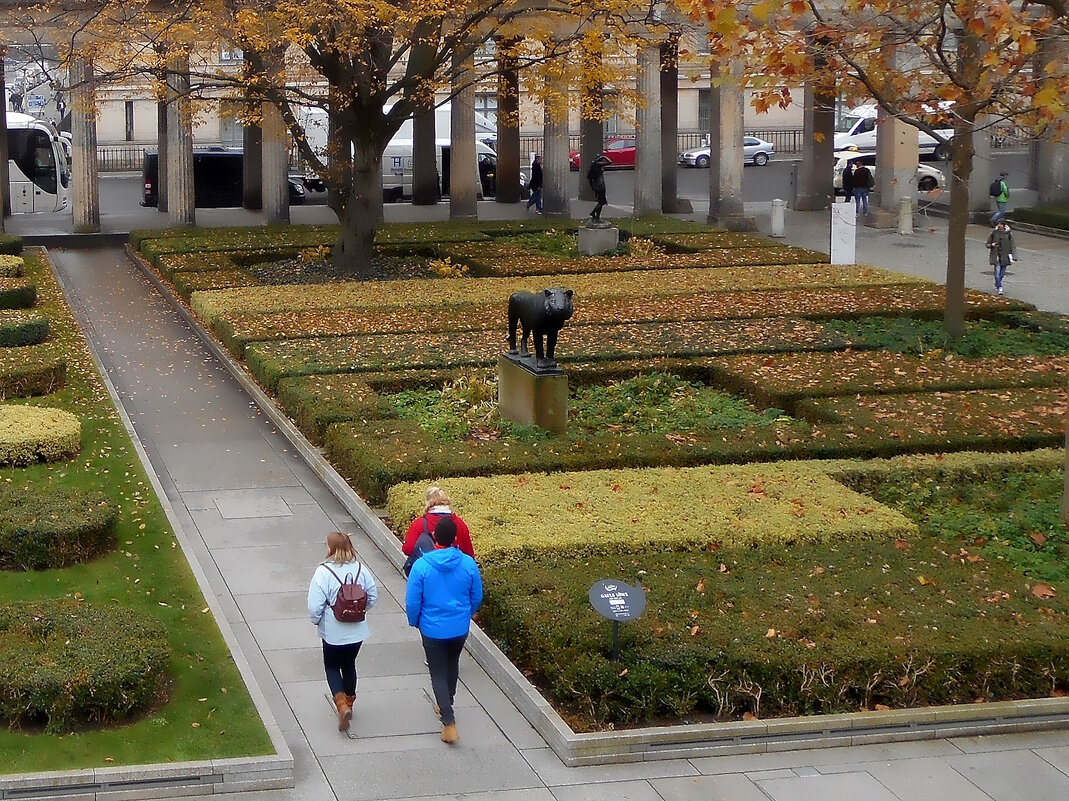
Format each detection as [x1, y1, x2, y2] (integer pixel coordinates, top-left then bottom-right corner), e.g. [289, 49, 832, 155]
[41, 195, 1069, 801]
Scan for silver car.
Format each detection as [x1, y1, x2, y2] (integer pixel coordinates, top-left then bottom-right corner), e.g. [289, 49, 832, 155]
[679, 136, 775, 168]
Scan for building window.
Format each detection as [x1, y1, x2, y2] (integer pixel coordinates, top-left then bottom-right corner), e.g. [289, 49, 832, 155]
[124, 101, 134, 141]
[697, 89, 710, 134]
[220, 46, 243, 63]
[605, 115, 620, 135]
[219, 101, 243, 145]
[475, 94, 497, 127]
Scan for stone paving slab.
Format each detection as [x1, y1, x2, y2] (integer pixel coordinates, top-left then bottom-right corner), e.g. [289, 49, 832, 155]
[211, 543, 327, 595]
[948, 751, 1069, 801]
[518, 748, 697, 787]
[649, 773, 771, 801]
[188, 506, 335, 549]
[548, 779, 663, 801]
[1036, 744, 1069, 774]
[165, 440, 301, 492]
[756, 771, 901, 801]
[862, 757, 995, 801]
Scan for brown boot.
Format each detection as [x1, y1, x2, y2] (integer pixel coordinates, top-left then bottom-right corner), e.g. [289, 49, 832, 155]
[441, 723, 459, 744]
[346, 694, 356, 712]
[333, 692, 352, 732]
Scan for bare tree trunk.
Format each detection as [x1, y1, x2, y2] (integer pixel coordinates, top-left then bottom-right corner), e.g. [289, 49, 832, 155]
[331, 138, 383, 277]
[1064, 372, 1069, 524]
[944, 112, 975, 340]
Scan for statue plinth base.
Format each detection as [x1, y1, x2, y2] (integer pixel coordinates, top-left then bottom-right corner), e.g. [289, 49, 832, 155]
[498, 354, 568, 434]
[579, 224, 619, 255]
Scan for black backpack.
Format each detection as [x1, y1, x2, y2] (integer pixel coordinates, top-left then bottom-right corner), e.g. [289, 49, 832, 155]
[989, 179, 1003, 197]
[322, 563, 368, 622]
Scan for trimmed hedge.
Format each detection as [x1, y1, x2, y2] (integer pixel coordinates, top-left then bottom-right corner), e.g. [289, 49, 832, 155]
[1009, 204, 1069, 231]
[191, 264, 923, 325]
[0, 311, 49, 347]
[156, 251, 238, 281]
[0, 405, 81, 465]
[0, 279, 36, 310]
[386, 462, 915, 562]
[172, 269, 260, 301]
[0, 601, 170, 732]
[0, 351, 66, 399]
[0, 255, 24, 278]
[0, 236, 22, 256]
[0, 485, 117, 571]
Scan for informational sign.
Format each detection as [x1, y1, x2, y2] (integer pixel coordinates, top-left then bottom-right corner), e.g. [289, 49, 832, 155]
[27, 94, 46, 111]
[588, 579, 646, 622]
[390, 155, 404, 176]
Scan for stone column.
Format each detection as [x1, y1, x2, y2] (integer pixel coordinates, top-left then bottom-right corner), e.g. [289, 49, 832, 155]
[242, 63, 263, 210]
[166, 51, 195, 227]
[260, 51, 289, 223]
[412, 102, 438, 205]
[795, 75, 835, 211]
[70, 56, 100, 233]
[578, 47, 603, 202]
[968, 114, 993, 215]
[495, 39, 521, 204]
[543, 84, 570, 218]
[634, 44, 662, 217]
[0, 48, 11, 220]
[1035, 35, 1069, 205]
[874, 110, 919, 217]
[449, 50, 478, 219]
[156, 91, 169, 213]
[660, 37, 689, 214]
[707, 60, 753, 229]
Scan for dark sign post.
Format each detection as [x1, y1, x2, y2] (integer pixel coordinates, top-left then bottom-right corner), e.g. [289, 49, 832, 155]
[588, 579, 646, 660]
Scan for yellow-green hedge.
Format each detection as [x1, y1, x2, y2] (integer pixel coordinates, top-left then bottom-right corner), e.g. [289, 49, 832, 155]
[192, 264, 924, 325]
[0, 404, 81, 465]
[386, 462, 915, 562]
[0, 255, 23, 279]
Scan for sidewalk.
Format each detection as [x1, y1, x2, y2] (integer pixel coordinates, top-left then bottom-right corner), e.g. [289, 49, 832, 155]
[38, 198, 1069, 801]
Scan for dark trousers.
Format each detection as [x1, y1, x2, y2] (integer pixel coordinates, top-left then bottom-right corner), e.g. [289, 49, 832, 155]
[591, 189, 607, 220]
[421, 633, 467, 725]
[322, 640, 362, 696]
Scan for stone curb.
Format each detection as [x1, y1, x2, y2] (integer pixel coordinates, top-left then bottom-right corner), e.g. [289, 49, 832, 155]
[0, 249, 296, 800]
[124, 244, 1069, 766]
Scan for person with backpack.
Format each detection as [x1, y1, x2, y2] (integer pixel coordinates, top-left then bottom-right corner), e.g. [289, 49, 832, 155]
[852, 163, 874, 215]
[405, 516, 483, 744]
[308, 531, 378, 732]
[990, 171, 1010, 224]
[402, 486, 475, 577]
[986, 219, 1017, 295]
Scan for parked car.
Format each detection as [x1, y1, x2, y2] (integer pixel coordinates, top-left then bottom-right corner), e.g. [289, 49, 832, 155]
[678, 136, 776, 168]
[569, 137, 636, 171]
[141, 149, 306, 207]
[832, 151, 946, 195]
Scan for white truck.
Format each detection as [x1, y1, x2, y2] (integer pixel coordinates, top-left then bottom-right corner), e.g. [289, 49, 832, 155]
[834, 104, 955, 160]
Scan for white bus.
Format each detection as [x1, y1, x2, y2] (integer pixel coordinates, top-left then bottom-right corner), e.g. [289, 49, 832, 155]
[6, 112, 70, 212]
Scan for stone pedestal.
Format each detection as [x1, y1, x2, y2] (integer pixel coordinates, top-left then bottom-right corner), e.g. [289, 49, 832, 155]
[498, 355, 568, 434]
[830, 204, 856, 264]
[579, 224, 619, 255]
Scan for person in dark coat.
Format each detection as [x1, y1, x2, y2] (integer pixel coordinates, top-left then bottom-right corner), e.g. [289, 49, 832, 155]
[841, 162, 855, 203]
[852, 163, 874, 215]
[525, 154, 543, 213]
[587, 154, 610, 222]
[986, 220, 1017, 295]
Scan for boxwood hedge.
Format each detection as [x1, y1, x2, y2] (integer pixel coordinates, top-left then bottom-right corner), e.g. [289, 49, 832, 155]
[0, 601, 170, 732]
[0, 352, 66, 399]
[0, 279, 36, 310]
[0, 405, 81, 465]
[0, 484, 117, 571]
[0, 311, 49, 347]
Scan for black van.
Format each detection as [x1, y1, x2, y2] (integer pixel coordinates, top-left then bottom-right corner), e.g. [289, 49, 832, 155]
[141, 148, 305, 207]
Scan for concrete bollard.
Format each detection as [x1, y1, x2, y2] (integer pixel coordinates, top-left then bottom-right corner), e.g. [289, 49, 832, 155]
[898, 197, 913, 235]
[770, 199, 785, 238]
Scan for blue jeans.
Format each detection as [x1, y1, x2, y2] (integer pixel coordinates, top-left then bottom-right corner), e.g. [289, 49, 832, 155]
[853, 188, 869, 215]
[994, 257, 1010, 290]
[422, 633, 467, 725]
[526, 188, 542, 212]
[991, 200, 1007, 223]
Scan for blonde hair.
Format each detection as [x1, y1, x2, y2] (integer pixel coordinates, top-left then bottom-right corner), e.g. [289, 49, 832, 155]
[423, 485, 452, 513]
[325, 531, 357, 564]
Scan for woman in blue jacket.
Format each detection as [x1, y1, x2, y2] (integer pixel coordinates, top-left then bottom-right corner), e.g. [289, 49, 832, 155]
[405, 516, 482, 744]
[308, 532, 378, 732]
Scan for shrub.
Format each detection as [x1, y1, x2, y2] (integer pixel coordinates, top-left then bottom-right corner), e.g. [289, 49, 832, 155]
[0, 485, 117, 571]
[156, 251, 238, 281]
[1009, 204, 1069, 231]
[172, 269, 260, 301]
[0, 405, 81, 465]
[0, 353, 66, 399]
[0, 255, 24, 278]
[0, 279, 36, 310]
[824, 316, 1069, 357]
[0, 311, 49, 347]
[0, 236, 22, 256]
[0, 601, 170, 732]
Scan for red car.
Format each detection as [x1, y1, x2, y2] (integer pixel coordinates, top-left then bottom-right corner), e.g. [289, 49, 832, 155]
[568, 137, 636, 171]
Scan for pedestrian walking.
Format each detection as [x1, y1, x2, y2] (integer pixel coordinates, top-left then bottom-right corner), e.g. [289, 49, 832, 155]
[852, 163, 873, 215]
[10, 88, 22, 113]
[587, 154, 610, 222]
[308, 531, 378, 732]
[841, 162, 855, 203]
[54, 91, 65, 119]
[401, 485, 475, 567]
[405, 516, 483, 744]
[990, 171, 1010, 224]
[525, 154, 543, 213]
[986, 219, 1017, 296]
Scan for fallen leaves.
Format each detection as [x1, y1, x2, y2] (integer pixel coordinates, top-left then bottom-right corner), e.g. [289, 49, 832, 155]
[1031, 583, 1057, 599]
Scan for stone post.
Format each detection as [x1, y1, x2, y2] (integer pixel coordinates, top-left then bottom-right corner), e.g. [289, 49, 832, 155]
[1035, 35, 1069, 205]
[968, 114, 993, 217]
[70, 56, 100, 232]
[0, 48, 10, 220]
[166, 51, 195, 227]
[260, 51, 289, 223]
[707, 60, 753, 229]
[795, 75, 835, 211]
[874, 109, 919, 221]
[634, 44, 662, 217]
[449, 49, 478, 219]
[495, 39, 521, 204]
[412, 102, 438, 205]
[660, 37, 689, 213]
[578, 48, 604, 202]
[543, 81, 570, 218]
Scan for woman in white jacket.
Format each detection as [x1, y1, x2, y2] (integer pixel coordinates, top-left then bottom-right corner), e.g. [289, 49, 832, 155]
[308, 532, 378, 731]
